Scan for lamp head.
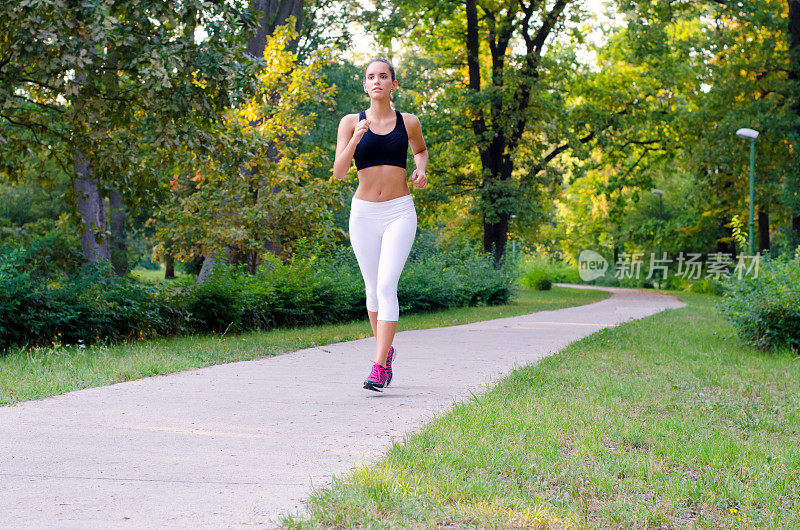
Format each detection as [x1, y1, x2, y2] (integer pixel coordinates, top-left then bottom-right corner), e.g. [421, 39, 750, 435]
[651, 189, 664, 196]
[736, 128, 759, 140]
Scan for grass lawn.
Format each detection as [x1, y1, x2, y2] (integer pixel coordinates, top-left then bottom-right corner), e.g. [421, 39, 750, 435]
[129, 264, 188, 283]
[284, 292, 800, 529]
[0, 286, 607, 405]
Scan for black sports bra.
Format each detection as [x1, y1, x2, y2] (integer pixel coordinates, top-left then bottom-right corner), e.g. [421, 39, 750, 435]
[353, 110, 409, 171]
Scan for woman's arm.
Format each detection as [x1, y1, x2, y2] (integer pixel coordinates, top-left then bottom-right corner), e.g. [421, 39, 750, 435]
[406, 113, 428, 189]
[333, 114, 369, 180]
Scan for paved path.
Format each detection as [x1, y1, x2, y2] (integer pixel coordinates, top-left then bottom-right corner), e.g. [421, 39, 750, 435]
[0, 285, 684, 528]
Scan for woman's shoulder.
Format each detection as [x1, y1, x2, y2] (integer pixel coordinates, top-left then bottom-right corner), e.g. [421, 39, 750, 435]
[399, 111, 421, 128]
[338, 112, 361, 127]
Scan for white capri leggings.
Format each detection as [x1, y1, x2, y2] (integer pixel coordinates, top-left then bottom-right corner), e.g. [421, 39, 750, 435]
[349, 194, 417, 321]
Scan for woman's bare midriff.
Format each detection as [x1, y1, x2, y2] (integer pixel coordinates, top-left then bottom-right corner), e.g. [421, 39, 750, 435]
[353, 165, 411, 202]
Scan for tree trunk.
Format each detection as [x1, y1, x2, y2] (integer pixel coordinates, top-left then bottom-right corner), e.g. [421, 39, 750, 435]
[247, 0, 303, 58]
[483, 214, 509, 263]
[109, 189, 127, 276]
[165, 254, 175, 280]
[758, 206, 770, 253]
[73, 150, 110, 265]
[465, 0, 568, 264]
[198, 248, 233, 283]
[466, 0, 481, 94]
[198, 252, 217, 283]
[793, 215, 800, 244]
[479, 129, 515, 265]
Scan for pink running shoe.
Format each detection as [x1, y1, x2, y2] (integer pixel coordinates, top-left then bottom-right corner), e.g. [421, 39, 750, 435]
[363, 362, 389, 392]
[385, 346, 397, 387]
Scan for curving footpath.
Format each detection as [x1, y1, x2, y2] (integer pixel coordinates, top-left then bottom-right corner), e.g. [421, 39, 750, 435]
[0, 285, 684, 528]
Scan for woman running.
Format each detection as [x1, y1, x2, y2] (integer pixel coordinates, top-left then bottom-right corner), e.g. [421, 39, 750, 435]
[332, 57, 429, 392]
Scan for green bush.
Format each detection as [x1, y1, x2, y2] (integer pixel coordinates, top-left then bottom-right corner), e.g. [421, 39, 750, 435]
[1, 234, 514, 352]
[717, 256, 800, 352]
[0, 220, 82, 277]
[186, 268, 245, 333]
[518, 254, 578, 290]
[663, 274, 688, 291]
[399, 248, 513, 311]
[176, 239, 514, 335]
[0, 248, 179, 351]
[687, 277, 724, 295]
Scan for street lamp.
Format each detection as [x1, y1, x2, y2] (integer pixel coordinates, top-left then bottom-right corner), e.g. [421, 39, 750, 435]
[510, 214, 517, 257]
[736, 127, 759, 255]
[651, 189, 664, 287]
[651, 188, 664, 218]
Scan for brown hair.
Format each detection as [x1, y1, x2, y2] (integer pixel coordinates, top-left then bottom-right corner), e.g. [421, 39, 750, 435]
[364, 57, 396, 81]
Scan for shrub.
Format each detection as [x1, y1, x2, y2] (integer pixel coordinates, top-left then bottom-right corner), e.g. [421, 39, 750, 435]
[399, 250, 512, 311]
[0, 249, 180, 351]
[717, 257, 800, 352]
[0, 218, 83, 277]
[518, 254, 578, 290]
[663, 274, 688, 291]
[0, 234, 515, 352]
[688, 278, 724, 295]
[186, 266, 245, 333]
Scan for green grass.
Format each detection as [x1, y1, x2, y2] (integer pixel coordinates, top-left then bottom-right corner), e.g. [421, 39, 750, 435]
[0, 286, 607, 405]
[284, 293, 800, 529]
[129, 265, 187, 283]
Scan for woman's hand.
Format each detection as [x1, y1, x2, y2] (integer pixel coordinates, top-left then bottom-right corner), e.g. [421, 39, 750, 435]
[352, 119, 370, 144]
[411, 168, 427, 189]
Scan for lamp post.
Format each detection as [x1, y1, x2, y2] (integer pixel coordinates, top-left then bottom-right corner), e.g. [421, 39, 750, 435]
[651, 189, 664, 287]
[735, 127, 759, 255]
[651, 188, 664, 219]
[510, 214, 517, 258]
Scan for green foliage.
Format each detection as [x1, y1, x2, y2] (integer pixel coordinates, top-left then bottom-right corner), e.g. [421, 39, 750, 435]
[184, 251, 364, 333]
[518, 254, 580, 291]
[547, 0, 799, 263]
[185, 235, 515, 335]
[0, 179, 69, 226]
[153, 21, 342, 261]
[730, 215, 748, 254]
[0, 251, 179, 352]
[399, 240, 516, 311]
[688, 278, 725, 296]
[0, 235, 515, 352]
[718, 256, 800, 352]
[0, 0, 261, 221]
[0, 217, 82, 277]
[663, 274, 723, 295]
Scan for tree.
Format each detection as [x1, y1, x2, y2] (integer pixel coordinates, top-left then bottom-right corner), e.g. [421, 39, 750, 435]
[194, 0, 306, 280]
[153, 21, 341, 268]
[359, 0, 630, 263]
[465, 0, 575, 262]
[247, 0, 303, 58]
[788, 0, 800, 242]
[542, 0, 799, 263]
[0, 1, 260, 267]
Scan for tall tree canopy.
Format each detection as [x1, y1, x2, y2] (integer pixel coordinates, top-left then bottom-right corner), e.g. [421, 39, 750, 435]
[545, 0, 799, 262]
[0, 0, 259, 268]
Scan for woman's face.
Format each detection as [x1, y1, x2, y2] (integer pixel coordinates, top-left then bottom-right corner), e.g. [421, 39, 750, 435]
[363, 62, 398, 100]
